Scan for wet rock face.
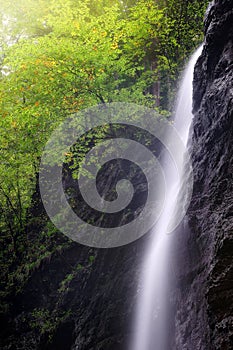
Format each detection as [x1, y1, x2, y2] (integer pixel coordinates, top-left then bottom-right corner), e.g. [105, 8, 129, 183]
[175, 0, 233, 349]
[1, 142, 150, 349]
[2, 2, 233, 350]
[1, 235, 146, 350]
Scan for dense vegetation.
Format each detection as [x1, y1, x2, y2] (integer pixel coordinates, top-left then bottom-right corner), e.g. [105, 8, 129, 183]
[0, 0, 208, 319]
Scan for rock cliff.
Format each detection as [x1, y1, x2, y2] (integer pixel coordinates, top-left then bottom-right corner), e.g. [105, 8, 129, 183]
[174, 0, 233, 349]
[1, 1, 233, 349]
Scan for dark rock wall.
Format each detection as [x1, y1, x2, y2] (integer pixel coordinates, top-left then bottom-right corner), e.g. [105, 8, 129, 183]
[174, 1, 233, 349]
[1, 130, 151, 349]
[2, 2, 233, 350]
[1, 234, 146, 350]
[1, 151, 151, 350]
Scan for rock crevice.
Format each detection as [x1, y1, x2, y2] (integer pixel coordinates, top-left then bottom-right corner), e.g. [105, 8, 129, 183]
[175, 1, 233, 348]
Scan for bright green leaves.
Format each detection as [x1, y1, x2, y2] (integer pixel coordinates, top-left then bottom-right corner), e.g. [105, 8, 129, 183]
[0, 0, 208, 254]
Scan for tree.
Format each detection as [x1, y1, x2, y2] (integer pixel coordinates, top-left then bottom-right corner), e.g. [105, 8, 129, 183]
[0, 0, 208, 291]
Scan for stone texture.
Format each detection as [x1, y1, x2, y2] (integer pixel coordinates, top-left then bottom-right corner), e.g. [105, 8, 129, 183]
[174, 1, 233, 349]
[0, 139, 150, 349]
[1, 1, 233, 349]
[0, 234, 147, 350]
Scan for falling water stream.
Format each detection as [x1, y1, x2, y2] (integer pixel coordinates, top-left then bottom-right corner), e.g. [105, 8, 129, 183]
[130, 46, 203, 350]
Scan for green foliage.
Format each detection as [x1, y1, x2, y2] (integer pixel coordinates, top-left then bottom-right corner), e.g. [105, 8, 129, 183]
[0, 0, 208, 303]
[58, 254, 95, 293]
[58, 263, 83, 293]
[29, 307, 71, 341]
[0, 212, 72, 309]
[89, 255, 95, 263]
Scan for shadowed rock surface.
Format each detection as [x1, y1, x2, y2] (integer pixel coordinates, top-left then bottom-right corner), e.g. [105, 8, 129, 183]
[0, 164, 148, 350]
[1, 1, 233, 349]
[174, 1, 233, 349]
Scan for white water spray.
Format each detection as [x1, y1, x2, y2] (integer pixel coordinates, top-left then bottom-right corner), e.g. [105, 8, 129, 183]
[130, 46, 203, 350]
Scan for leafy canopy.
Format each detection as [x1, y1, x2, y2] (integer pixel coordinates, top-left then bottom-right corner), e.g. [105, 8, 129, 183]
[0, 0, 208, 280]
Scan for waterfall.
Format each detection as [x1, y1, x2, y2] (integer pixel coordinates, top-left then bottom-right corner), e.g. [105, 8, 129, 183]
[130, 46, 203, 350]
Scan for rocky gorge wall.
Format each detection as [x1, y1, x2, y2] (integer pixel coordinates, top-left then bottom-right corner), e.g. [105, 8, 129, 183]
[174, 0, 233, 349]
[1, 1, 233, 350]
[1, 134, 151, 349]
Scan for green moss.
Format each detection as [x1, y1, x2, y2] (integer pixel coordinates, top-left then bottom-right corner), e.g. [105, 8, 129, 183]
[58, 263, 84, 293]
[29, 308, 71, 341]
